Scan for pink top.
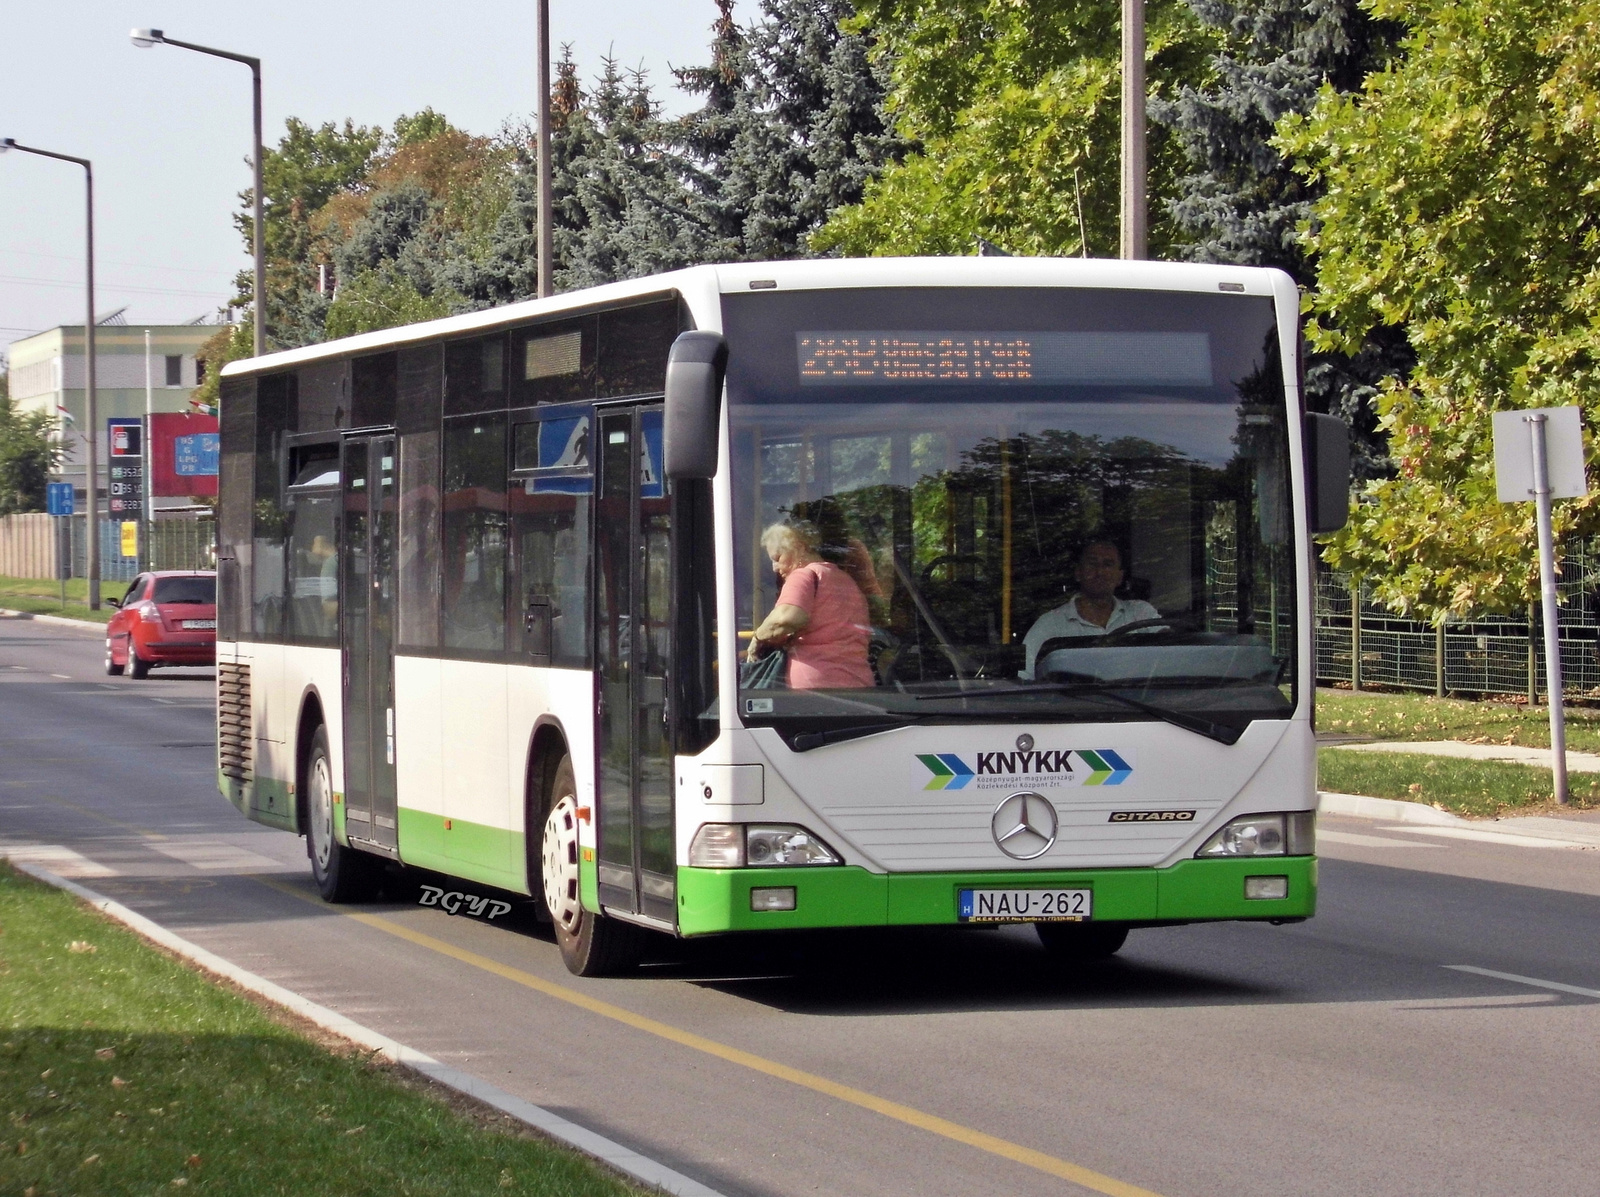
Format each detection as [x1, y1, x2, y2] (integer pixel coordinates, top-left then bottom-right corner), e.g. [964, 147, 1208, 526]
[777, 561, 875, 689]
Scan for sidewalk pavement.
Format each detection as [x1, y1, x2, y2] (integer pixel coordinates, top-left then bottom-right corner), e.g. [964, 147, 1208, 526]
[1325, 739, 1600, 773]
[1318, 791, 1600, 847]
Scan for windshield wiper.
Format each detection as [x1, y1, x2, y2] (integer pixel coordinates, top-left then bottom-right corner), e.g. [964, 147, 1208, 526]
[914, 683, 1243, 745]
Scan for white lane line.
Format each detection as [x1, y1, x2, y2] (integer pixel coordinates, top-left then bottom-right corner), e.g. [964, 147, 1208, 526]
[1379, 824, 1582, 850]
[0, 843, 119, 878]
[9, 860, 729, 1197]
[1445, 965, 1600, 1000]
[152, 839, 291, 871]
[50, 673, 71, 679]
[1319, 829, 1444, 849]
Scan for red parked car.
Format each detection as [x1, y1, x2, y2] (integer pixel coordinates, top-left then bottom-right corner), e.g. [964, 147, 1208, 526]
[105, 571, 217, 678]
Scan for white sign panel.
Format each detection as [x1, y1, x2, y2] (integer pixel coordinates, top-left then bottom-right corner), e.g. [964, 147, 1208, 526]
[1492, 406, 1588, 503]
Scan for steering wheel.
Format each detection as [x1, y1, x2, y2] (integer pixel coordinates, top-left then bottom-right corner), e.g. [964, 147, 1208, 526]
[1091, 615, 1198, 643]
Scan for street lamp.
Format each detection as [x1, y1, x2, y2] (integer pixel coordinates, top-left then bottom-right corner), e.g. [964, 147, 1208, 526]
[131, 27, 265, 357]
[1121, 0, 1146, 260]
[536, 0, 552, 298]
[0, 137, 104, 609]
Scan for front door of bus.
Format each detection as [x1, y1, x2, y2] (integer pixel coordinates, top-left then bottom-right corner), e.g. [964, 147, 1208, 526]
[340, 434, 399, 852]
[594, 406, 674, 922]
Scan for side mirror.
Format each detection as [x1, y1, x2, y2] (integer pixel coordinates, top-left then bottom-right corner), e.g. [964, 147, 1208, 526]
[1305, 412, 1351, 533]
[664, 331, 728, 480]
[107, 596, 121, 608]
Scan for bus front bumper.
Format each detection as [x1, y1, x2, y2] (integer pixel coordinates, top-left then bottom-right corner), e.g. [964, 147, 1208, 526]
[675, 856, 1316, 936]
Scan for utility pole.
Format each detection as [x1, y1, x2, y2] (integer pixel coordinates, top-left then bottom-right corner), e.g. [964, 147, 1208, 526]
[131, 29, 265, 355]
[536, 0, 553, 299]
[0, 139, 102, 607]
[1120, 0, 1147, 261]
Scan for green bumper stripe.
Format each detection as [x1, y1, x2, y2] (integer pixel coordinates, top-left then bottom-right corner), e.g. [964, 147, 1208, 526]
[396, 808, 528, 895]
[677, 856, 1316, 935]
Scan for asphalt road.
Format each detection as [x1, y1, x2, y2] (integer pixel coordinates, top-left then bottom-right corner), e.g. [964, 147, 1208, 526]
[3, 614, 1599, 1197]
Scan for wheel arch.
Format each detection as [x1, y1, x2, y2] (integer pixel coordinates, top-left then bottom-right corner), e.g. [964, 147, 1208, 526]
[294, 685, 329, 838]
[523, 715, 570, 896]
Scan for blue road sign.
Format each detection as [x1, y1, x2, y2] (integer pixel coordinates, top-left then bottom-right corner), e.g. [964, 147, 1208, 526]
[46, 482, 74, 517]
[173, 432, 220, 476]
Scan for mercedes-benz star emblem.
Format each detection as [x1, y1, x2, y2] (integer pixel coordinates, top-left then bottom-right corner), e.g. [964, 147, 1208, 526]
[990, 791, 1058, 860]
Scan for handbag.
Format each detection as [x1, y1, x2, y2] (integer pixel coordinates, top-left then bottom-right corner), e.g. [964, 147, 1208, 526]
[740, 647, 788, 689]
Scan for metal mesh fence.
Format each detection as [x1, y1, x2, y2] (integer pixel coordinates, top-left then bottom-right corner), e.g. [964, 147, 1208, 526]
[1316, 541, 1600, 698]
[67, 516, 216, 583]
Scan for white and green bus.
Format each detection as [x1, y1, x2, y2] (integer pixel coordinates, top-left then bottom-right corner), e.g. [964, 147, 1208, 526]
[216, 257, 1348, 975]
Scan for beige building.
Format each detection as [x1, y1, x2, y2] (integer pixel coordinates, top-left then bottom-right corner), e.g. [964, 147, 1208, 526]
[7, 319, 222, 512]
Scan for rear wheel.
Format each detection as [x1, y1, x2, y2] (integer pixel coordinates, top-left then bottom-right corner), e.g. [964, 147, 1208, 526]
[541, 754, 641, 976]
[1036, 922, 1129, 962]
[128, 643, 151, 679]
[105, 637, 124, 676]
[304, 724, 381, 902]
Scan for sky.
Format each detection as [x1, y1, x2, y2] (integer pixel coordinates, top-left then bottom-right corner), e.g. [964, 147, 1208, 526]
[0, 0, 736, 360]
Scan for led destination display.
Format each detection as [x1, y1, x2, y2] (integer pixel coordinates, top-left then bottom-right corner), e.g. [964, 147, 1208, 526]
[796, 330, 1214, 387]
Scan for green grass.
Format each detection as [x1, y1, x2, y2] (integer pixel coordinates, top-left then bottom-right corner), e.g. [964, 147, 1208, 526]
[1316, 687, 1600, 753]
[1318, 747, 1600, 817]
[0, 576, 116, 626]
[0, 862, 646, 1197]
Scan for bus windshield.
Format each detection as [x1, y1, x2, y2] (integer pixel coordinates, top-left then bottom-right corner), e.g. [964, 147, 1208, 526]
[722, 285, 1296, 745]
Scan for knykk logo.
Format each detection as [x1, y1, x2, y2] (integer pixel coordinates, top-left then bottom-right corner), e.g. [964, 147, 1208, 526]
[917, 748, 1132, 789]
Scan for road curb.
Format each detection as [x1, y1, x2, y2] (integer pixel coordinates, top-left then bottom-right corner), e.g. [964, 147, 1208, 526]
[1317, 791, 1464, 825]
[1319, 791, 1600, 845]
[7, 857, 728, 1197]
[0, 607, 105, 631]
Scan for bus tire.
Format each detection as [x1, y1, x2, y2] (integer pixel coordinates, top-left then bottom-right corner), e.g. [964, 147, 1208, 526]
[541, 754, 641, 977]
[304, 723, 381, 903]
[1035, 922, 1128, 961]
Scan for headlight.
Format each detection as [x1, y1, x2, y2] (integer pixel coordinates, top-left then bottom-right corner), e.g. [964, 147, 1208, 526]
[746, 825, 840, 866]
[688, 823, 842, 868]
[1197, 811, 1315, 858]
[689, 823, 745, 868]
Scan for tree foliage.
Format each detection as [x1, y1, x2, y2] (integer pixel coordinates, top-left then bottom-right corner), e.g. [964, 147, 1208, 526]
[1279, 0, 1600, 617]
[235, 3, 899, 348]
[814, 0, 1220, 258]
[0, 385, 63, 516]
[1150, 0, 1405, 479]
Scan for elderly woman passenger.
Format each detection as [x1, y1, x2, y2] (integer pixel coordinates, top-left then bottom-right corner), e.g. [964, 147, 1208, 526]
[748, 521, 875, 689]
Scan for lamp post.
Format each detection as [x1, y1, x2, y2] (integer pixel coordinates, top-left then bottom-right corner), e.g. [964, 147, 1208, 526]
[1120, 0, 1147, 260]
[131, 28, 265, 357]
[536, 0, 553, 299]
[0, 138, 103, 608]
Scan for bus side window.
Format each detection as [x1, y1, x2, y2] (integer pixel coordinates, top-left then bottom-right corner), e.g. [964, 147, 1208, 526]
[252, 371, 297, 639]
[441, 414, 508, 653]
[509, 476, 591, 668]
[288, 491, 339, 642]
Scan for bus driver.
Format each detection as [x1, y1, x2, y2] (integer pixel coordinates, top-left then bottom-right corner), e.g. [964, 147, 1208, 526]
[1020, 539, 1160, 679]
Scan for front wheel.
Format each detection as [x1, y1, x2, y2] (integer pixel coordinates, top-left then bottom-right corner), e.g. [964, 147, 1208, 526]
[1036, 922, 1129, 962]
[541, 754, 641, 976]
[105, 637, 124, 676]
[304, 724, 381, 902]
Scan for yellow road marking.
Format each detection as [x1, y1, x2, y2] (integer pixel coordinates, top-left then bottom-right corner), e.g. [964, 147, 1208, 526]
[257, 876, 1164, 1197]
[41, 794, 168, 840]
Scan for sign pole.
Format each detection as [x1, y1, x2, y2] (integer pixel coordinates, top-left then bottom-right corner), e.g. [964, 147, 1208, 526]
[1527, 413, 1570, 805]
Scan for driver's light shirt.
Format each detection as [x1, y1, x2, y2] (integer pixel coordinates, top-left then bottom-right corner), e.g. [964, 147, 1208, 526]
[1021, 595, 1162, 679]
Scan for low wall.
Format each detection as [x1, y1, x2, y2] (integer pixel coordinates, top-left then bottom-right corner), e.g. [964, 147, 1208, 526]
[0, 513, 58, 579]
